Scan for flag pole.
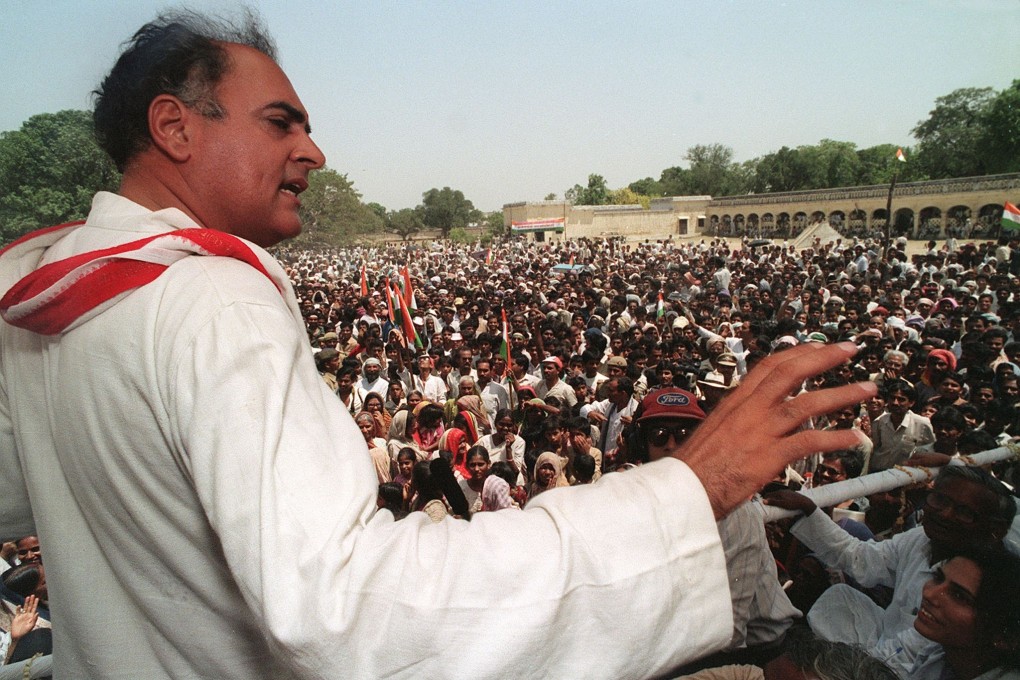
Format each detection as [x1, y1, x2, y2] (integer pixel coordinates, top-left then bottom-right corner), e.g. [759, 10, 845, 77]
[885, 148, 908, 257]
[884, 173, 896, 258]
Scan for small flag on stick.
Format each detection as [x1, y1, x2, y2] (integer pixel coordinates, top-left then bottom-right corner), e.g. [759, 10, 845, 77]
[401, 266, 416, 311]
[895, 148, 907, 163]
[498, 308, 510, 362]
[383, 278, 396, 322]
[393, 280, 424, 349]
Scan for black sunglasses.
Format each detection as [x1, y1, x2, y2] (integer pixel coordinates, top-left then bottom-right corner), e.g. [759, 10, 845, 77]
[643, 423, 692, 447]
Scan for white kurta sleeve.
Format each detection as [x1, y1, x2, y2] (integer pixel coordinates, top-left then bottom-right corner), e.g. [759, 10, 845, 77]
[789, 509, 906, 589]
[166, 267, 732, 679]
[0, 344, 36, 542]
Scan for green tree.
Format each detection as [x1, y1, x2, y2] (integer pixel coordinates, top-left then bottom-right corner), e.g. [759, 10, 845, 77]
[296, 167, 384, 246]
[485, 210, 505, 237]
[418, 187, 481, 237]
[544, 192, 557, 201]
[386, 207, 423, 241]
[0, 110, 120, 244]
[447, 226, 472, 244]
[797, 139, 862, 189]
[658, 166, 694, 196]
[607, 187, 649, 208]
[366, 202, 388, 221]
[912, 86, 996, 179]
[565, 174, 610, 205]
[685, 143, 737, 195]
[656, 145, 748, 197]
[977, 80, 1020, 174]
[750, 146, 807, 193]
[855, 144, 924, 185]
[628, 177, 663, 197]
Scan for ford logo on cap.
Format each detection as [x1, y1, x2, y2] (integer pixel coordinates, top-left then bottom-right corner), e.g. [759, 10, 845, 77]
[656, 393, 690, 406]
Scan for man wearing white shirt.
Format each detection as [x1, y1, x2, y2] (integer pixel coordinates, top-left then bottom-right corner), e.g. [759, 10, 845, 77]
[355, 357, 389, 403]
[475, 358, 508, 429]
[582, 377, 639, 460]
[535, 356, 577, 410]
[410, 354, 447, 403]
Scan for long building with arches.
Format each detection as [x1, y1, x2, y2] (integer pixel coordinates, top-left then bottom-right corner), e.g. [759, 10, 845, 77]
[503, 173, 1020, 243]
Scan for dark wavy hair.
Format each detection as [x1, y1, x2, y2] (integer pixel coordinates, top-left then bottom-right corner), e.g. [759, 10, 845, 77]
[92, 9, 277, 170]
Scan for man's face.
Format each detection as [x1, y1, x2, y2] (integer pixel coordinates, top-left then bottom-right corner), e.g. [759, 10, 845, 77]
[475, 361, 491, 386]
[541, 362, 559, 382]
[364, 363, 380, 381]
[886, 390, 914, 416]
[830, 407, 856, 430]
[16, 536, 41, 565]
[185, 45, 324, 246]
[922, 478, 1005, 551]
[986, 335, 1005, 352]
[815, 456, 848, 486]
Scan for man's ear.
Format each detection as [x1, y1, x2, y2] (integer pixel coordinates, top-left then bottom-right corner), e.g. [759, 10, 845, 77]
[147, 95, 193, 162]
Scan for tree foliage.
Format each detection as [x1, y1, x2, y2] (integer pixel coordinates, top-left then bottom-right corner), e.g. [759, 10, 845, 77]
[912, 87, 996, 179]
[447, 226, 472, 244]
[978, 80, 1020, 174]
[0, 110, 120, 244]
[296, 167, 384, 246]
[418, 187, 481, 237]
[485, 210, 505, 236]
[565, 174, 610, 205]
[607, 187, 649, 208]
[627, 177, 663, 197]
[387, 207, 423, 241]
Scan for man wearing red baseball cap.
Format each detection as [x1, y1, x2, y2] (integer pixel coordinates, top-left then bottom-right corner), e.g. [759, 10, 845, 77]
[637, 388, 706, 461]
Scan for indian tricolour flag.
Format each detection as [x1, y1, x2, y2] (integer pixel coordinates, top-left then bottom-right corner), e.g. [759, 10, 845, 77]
[498, 308, 510, 362]
[656, 292, 665, 320]
[896, 148, 907, 162]
[1004, 201, 1020, 234]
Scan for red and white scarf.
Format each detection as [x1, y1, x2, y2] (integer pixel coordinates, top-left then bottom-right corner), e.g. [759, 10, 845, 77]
[0, 222, 283, 335]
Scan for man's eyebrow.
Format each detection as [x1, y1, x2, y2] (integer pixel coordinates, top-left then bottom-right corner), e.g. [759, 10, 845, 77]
[264, 101, 312, 134]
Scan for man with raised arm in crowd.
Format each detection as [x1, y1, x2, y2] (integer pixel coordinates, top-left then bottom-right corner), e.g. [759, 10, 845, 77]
[0, 10, 872, 679]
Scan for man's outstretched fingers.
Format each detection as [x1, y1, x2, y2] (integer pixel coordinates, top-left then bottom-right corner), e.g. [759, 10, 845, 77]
[766, 382, 877, 437]
[733, 342, 860, 404]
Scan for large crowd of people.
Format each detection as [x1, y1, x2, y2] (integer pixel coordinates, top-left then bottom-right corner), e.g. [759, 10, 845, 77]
[289, 231, 1020, 678]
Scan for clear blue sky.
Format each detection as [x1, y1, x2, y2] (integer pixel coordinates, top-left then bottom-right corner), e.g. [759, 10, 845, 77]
[3, 1, 1017, 212]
